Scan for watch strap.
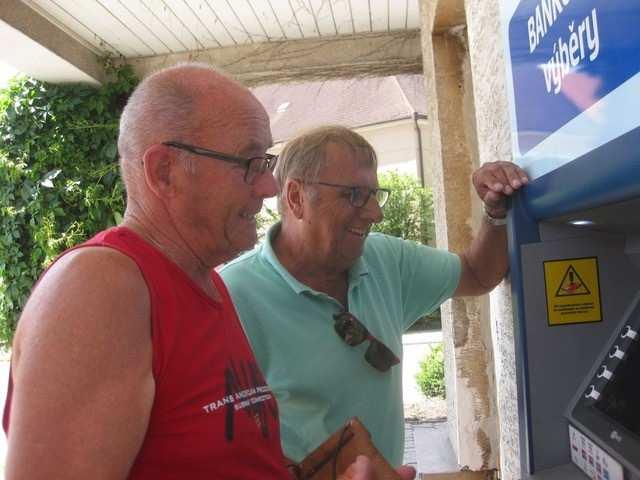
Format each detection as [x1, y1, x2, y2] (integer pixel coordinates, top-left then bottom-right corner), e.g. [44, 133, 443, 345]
[483, 207, 507, 226]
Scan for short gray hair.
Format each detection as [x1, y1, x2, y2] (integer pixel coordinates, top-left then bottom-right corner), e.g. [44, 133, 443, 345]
[117, 62, 227, 188]
[275, 125, 377, 212]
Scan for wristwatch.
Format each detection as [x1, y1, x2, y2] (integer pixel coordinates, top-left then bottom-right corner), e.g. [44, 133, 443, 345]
[483, 207, 507, 226]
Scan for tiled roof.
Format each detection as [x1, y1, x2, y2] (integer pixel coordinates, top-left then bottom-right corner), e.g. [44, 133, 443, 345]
[251, 74, 427, 143]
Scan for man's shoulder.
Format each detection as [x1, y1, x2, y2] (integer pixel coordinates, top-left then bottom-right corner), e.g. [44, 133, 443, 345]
[364, 232, 420, 258]
[15, 245, 150, 359]
[365, 232, 401, 248]
[366, 232, 441, 254]
[50, 247, 148, 306]
[364, 233, 453, 269]
[54, 245, 144, 285]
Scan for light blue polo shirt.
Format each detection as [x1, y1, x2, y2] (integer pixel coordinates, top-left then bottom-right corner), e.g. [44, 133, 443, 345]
[219, 224, 460, 465]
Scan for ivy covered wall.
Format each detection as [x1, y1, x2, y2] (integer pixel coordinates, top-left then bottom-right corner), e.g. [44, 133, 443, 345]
[0, 64, 137, 346]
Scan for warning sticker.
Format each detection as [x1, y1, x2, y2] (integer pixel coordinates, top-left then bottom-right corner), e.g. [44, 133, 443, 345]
[555, 265, 591, 297]
[543, 257, 602, 326]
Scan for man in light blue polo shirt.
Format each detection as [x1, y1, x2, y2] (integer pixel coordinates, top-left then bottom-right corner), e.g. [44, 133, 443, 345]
[220, 125, 528, 467]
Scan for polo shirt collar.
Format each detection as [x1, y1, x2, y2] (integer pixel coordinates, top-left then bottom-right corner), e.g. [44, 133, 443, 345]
[261, 223, 309, 295]
[261, 223, 369, 295]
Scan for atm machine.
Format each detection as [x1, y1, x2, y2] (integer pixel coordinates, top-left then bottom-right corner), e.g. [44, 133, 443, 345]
[499, 0, 640, 478]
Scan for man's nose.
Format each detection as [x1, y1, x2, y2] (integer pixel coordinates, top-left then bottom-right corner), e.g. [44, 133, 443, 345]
[253, 170, 279, 198]
[361, 194, 384, 223]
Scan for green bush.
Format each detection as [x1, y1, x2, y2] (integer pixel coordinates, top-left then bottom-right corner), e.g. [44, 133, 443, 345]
[256, 204, 280, 240]
[0, 62, 138, 346]
[415, 343, 445, 399]
[372, 170, 434, 245]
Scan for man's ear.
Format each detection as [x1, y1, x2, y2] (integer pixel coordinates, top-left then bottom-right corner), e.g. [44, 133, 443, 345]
[142, 144, 177, 198]
[284, 178, 305, 219]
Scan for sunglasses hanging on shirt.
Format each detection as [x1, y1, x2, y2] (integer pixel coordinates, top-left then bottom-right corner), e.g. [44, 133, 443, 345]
[333, 311, 400, 372]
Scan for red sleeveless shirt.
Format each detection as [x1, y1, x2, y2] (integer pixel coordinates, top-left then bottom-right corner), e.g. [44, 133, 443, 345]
[4, 227, 289, 479]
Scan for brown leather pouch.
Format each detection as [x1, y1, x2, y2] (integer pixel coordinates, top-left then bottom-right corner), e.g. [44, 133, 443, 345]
[294, 417, 401, 480]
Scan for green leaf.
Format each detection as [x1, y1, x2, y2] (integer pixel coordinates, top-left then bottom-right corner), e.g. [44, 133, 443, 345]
[102, 141, 117, 160]
[372, 171, 434, 245]
[0, 62, 136, 346]
[415, 344, 445, 399]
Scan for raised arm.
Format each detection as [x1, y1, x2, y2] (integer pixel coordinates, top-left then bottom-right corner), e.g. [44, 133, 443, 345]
[6, 247, 154, 480]
[454, 161, 529, 297]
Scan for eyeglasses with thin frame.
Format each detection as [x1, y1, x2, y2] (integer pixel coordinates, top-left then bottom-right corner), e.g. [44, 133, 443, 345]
[307, 181, 390, 208]
[333, 311, 400, 372]
[162, 141, 278, 185]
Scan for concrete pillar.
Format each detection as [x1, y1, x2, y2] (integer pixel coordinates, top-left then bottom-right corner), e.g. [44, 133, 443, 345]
[464, 0, 522, 478]
[419, 0, 498, 471]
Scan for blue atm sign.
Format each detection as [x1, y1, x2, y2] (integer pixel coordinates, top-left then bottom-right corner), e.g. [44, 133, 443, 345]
[508, 0, 640, 155]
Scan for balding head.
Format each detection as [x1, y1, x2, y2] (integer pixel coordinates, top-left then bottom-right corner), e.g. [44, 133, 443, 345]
[117, 62, 275, 267]
[117, 63, 257, 194]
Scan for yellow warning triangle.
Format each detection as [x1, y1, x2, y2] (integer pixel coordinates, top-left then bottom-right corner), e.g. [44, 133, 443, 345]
[555, 265, 591, 297]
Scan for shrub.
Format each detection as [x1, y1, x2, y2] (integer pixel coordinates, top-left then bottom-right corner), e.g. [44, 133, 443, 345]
[256, 204, 279, 241]
[372, 170, 434, 245]
[0, 62, 138, 346]
[415, 343, 445, 399]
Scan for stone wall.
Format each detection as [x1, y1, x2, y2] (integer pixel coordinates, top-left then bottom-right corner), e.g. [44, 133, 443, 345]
[463, 0, 521, 478]
[419, 0, 500, 471]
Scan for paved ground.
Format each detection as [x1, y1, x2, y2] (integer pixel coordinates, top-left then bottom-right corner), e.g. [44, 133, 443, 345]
[410, 421, 458, 474]
[0, 331, 449, 477]
[402, 331, 458, 475]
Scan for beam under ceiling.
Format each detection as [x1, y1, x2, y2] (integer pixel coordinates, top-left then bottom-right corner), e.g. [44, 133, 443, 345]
[126, 30, 423, 86]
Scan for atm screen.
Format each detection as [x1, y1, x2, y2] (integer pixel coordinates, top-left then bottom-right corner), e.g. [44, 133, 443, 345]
[594, 333, 640, 438]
